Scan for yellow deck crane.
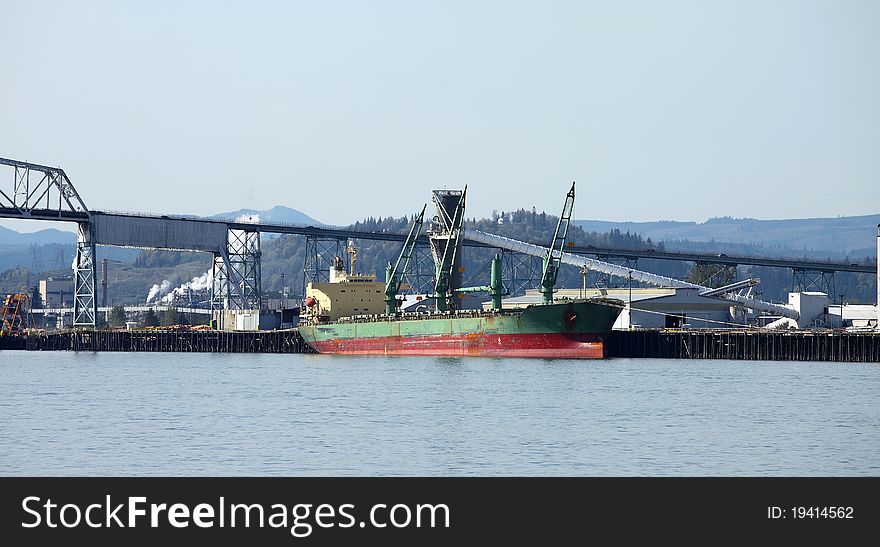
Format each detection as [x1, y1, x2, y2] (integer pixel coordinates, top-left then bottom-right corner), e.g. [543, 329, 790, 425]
[1, 293, 33, 336]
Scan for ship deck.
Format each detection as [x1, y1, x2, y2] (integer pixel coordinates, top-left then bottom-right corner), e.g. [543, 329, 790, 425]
[309, 297, 624, 326]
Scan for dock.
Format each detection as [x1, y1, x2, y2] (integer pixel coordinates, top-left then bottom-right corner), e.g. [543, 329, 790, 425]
[2, 328, 878, 362]
[607, 329, 880, 362]
[11, 329, 314, 354]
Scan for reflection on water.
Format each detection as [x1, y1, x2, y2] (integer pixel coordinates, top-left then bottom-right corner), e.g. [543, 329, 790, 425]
[0, 351, 877, 476]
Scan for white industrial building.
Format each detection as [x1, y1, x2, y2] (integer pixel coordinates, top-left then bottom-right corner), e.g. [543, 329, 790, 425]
[487, 288, 745, 329]
[486, 287, 875, 330]
[822, 303, 878, 330]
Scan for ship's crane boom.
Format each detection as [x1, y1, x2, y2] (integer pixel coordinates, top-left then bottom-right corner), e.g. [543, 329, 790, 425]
[540, 182, 576, 304]
[384, 205, 426, 315]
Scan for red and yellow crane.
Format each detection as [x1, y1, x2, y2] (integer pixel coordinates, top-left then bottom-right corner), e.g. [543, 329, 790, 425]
[1, 293, 33, 336]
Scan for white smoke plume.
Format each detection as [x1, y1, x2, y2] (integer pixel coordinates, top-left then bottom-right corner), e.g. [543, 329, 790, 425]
[235, 214, 261, 224]
[158, 270, 213, 305]
[146, 280, 172, 303]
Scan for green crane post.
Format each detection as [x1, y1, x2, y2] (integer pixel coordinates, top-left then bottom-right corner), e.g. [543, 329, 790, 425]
[450, 253, 505, 310]
[490, 253, 503, 311]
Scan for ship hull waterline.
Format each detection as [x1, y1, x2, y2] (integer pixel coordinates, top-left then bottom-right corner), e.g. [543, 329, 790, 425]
[298, 300, 623, 359]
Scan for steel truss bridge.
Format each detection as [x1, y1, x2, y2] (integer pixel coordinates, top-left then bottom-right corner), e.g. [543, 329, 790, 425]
[1, 157, 875, 326]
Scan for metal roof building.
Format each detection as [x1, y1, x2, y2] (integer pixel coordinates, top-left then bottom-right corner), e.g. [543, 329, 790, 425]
[486, 287, 748, 329]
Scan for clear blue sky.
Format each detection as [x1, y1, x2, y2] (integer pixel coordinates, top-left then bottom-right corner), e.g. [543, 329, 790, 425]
[2, 0, 878, 232]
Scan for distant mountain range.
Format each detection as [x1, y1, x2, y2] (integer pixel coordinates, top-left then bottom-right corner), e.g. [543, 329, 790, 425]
[0, 225, 76, 245]
[574, 214, 880, 256]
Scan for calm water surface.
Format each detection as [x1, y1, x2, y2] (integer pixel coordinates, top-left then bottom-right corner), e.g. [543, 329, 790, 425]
[1, 351, 877, 476]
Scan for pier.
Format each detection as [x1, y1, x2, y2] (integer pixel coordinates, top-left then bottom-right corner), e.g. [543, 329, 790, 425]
[2, 327, 878, 361]
[13, 329, 314, 354]
[608, 329, 880, 362]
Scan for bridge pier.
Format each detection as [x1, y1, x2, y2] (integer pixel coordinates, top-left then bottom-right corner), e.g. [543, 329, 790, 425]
[211, 229, 262, 325]
[402, 243, 436, 294]
[73, 221, 97, 326]
[594, 255, 640, 289]
[301, 236, 348, 297]
[792, 268, 835, 296]
[501, 249, 543, 296]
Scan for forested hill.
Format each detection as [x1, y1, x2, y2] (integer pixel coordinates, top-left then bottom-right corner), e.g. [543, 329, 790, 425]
[469, 209, 657, 250]
[574, 214, 880, 256]
[351, 208, 655, 250]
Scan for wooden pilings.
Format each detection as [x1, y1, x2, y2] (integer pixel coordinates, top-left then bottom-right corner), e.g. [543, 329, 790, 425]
[607, 329, 880, 362]
[20, 329, 315, 354]
[8, 328, 879, 362]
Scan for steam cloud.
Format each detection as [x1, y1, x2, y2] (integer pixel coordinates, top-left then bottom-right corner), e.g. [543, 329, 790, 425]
[146, 280, 171, 303]
[157, 270, 213, 305]
[235, 214, 261, 224]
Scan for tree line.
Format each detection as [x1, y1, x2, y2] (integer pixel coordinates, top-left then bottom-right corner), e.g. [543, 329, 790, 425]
[105, 306, 195, 328]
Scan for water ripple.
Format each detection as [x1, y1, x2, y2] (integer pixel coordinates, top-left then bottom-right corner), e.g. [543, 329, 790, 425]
[0, 352, 877, 476]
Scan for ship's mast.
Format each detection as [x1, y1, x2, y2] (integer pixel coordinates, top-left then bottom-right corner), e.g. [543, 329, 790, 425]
[540, 182, 576, 304]
[346, 240, 358, 276]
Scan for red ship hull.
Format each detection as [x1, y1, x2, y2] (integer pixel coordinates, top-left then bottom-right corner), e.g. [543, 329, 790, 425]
[306, 332, 606, 359]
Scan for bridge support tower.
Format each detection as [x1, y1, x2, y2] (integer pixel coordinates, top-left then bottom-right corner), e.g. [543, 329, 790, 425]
[73, 222, 98, 327]
[791, 268, 835, 296]
[211, 229, 262, 327]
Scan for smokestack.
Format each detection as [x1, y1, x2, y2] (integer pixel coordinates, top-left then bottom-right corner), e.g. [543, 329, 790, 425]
[101, 258, 108, 307]
[876, 224, 879, 330]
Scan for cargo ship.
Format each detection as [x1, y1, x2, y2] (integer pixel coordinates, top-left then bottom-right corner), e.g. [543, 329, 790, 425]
[298, 184, 623, 358]
[298, 299, 621, 358]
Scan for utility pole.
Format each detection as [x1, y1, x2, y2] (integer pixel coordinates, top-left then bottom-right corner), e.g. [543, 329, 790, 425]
[580, 265, 588, 299]
[628, 270, 633, 330]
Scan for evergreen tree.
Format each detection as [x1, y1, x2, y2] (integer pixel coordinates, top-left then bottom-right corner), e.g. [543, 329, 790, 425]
[162, 307, 181, 326]
[107, 305, 127, 327]
[142, 309, 160, 327]
[687, 263, 736, 288]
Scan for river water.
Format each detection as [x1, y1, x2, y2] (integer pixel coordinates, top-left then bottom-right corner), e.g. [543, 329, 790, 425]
[1, 351, 877, 476]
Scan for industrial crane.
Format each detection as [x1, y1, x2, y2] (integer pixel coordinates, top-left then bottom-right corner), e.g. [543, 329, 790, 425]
[384, 205, 426, 315]
[540, 181, 576, 304]
[432, 187, 467, 312]
[1, 293, 33, 336]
